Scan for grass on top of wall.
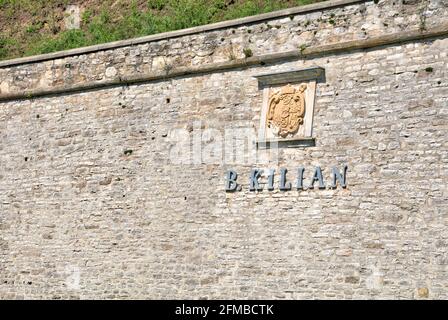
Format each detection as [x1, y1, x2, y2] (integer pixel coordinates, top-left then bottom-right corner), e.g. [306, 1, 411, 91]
[0, 0, 325, 61]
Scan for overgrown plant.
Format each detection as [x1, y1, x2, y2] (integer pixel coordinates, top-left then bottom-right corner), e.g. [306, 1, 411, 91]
[0, 0, 325, 60]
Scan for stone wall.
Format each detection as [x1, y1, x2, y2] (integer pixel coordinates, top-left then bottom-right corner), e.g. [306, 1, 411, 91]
[1, 0, 447, 98]
[0, 0, 447, 299]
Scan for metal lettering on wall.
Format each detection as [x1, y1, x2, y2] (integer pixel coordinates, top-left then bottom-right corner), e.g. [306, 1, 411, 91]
[225, 166, 348, 192]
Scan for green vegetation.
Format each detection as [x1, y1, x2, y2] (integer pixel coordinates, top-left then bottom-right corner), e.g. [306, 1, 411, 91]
[243, 48, 253, 58]
[0, 0, 324, 61]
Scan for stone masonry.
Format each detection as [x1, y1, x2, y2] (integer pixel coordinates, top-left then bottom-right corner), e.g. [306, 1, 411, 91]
[0, 0, 447, 299]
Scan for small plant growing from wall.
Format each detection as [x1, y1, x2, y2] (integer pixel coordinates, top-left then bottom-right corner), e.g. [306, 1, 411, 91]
[419, 0, 429, 31]
[226, 43, 237, 61]
[161, 57, 173, 75]
[243, 48, 253, 58]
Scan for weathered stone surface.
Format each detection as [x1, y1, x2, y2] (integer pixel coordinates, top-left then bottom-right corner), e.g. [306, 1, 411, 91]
[0, 0, 447, 300]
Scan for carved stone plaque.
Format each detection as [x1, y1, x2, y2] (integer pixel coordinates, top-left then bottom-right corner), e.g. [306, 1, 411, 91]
[255, 67, 324, 148]
[267, 84, 307, 138]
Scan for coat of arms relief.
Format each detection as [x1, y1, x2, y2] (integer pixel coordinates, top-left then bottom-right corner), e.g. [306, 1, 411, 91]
[255, 67, 324, 148]
[267, 84, 307, 138]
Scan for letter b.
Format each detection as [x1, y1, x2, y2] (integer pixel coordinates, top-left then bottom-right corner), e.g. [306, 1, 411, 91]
[225, 170, 239, 192]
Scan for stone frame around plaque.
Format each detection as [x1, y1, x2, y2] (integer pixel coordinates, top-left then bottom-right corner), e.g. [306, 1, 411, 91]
[254, 67, 325, 149]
